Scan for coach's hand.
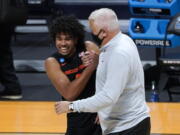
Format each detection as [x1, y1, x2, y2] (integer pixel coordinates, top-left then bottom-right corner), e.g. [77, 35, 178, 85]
[55, 101, 70, 114]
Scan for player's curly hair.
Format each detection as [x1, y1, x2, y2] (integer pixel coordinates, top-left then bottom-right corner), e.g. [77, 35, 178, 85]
[49, 15, 85, 51]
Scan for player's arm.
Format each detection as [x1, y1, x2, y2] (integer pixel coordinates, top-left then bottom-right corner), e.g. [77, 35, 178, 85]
[44, 56, 96, 101]
[85, 40, 100, 54]
[80, 41, 100, 67]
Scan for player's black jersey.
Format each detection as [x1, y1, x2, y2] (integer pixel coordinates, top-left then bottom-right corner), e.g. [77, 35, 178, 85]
[51, 52, 101, 135]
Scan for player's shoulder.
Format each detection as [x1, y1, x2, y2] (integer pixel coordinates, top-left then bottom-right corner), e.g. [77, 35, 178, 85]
[85, 40, 100, 54]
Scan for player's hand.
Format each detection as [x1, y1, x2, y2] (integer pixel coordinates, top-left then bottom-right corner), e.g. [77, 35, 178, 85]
[80, 51, 99, 69]
[94, 115, 100, 124]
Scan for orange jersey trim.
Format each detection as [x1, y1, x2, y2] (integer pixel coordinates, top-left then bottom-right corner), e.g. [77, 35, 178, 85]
[64, 64, 85, 75]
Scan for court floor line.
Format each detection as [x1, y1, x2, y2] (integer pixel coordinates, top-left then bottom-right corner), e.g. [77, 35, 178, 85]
[0, 101, 180, 134]
[0, 134, 64, 135]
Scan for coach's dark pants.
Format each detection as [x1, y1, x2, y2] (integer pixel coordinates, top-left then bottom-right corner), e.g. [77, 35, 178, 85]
[108, 117, 151, 135]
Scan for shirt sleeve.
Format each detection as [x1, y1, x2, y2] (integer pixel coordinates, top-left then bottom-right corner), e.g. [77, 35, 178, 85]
[73, 51, 130, 112]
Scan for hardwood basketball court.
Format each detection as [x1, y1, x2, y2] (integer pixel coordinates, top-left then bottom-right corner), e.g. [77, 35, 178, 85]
[0, 101, 180, 135]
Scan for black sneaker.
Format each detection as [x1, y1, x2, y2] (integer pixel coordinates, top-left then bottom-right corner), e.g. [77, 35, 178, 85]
[0, 90, 22, 100]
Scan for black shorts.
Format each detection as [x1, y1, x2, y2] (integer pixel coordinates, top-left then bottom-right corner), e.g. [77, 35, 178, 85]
[65, 123, 102, 135]
[66, 112, 102, 135]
